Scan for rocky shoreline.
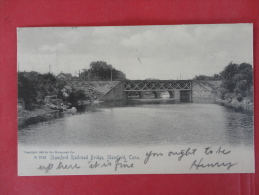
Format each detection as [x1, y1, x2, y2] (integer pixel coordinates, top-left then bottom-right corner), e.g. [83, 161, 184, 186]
[216, 98, 253, 113]
[18, 107, 64, 129]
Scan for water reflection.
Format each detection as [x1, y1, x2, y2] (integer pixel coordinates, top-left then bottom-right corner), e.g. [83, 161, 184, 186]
[224, 108, 253, 147]
[18, 100, 253, 148]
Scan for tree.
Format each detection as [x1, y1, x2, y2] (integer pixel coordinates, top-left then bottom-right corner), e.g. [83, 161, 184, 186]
[67, 92, 77, 106]
[79, 69, 93, 80]
[75, 90, 87, 100]
[89, 61, 110, 80]
[87, 61, 126, 80]
[112, 69, 126, 80]
[193, 75, 208, 80]
[213, 74, 221, 80]
[18, 73, 37, 110]
[220, 62, 240, 93]
[233, 63, 253, 97]
[18, 71, 67, 110]
[193, 74, 221, 80]
[193, 62, 253, 100]
[220, 62, 253, 97]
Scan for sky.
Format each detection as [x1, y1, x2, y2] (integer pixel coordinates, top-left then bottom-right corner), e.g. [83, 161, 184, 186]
[18, 24, 253, 80]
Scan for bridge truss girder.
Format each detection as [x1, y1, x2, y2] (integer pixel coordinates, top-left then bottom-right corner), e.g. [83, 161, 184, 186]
[124, 80, 192, 91]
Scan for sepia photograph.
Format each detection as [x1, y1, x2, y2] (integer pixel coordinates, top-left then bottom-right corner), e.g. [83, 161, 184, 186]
[17, 24, 254, 175]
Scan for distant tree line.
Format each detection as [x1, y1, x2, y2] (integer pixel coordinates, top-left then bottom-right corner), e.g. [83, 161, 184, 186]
[79, 61, 126, 81]
[193, 74, 221, 80]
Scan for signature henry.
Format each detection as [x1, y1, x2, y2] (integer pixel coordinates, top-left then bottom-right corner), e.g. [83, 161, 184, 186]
[190, 158, 238, 170]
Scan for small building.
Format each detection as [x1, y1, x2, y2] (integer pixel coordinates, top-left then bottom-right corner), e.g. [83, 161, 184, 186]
[72, 76, 79, 81]
[44, 95, 63, 106]
[44, 95, 59, 103]
[56, 72, 72, 80]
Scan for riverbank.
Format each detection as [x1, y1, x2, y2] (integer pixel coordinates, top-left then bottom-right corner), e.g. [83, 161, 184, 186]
[18, 107, 63, 129]
[216, 98, 253, 113]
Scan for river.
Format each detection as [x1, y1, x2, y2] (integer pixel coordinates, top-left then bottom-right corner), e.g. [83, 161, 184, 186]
[18, 99, 254, 175]
[18, 100, 253, 148]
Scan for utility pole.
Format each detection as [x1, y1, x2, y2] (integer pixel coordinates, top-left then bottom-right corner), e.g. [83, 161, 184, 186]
[111, 65, 112, 82]
[110, 65, 112, 87]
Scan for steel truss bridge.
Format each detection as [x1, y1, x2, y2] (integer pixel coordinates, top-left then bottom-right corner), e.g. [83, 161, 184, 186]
[124, 80, 192, 101]
[124, 80, 192, 91]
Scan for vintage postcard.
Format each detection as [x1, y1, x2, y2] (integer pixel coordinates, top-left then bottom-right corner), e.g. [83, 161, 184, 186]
[17, 24, 254, 176]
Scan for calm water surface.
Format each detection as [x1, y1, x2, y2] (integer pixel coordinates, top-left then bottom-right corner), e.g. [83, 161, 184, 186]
[18, 100, 253, 148]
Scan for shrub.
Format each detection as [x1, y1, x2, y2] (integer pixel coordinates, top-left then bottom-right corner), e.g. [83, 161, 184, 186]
[237, 96, 243, 102]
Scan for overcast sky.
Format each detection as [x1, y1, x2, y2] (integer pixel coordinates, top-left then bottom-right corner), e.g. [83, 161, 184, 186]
[18, 24, 253, 80]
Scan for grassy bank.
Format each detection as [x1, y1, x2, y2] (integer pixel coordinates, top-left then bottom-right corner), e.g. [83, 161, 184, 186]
[18, 107, 63, 128]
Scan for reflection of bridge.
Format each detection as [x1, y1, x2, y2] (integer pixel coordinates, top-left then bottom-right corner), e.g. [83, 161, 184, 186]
[124, 80, 192, 102]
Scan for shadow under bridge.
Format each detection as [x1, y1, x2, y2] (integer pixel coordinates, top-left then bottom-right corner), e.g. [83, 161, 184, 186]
[124, 80, 192, 102]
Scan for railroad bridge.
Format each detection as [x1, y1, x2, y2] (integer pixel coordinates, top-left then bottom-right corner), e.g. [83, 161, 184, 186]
[70, 80, 221, 102]
[124, 80, 192, 102]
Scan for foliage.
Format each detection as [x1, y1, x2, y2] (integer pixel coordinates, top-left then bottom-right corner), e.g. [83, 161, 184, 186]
[67, 92, 77, 106]
[18, 71, 67, 110]
[215, 87, 228, 100]
[220, 62, 253, 97]
[237, 96, 243, 102]
[66, 89, 90, 106]
[75, 90, 87, 100]
[18, 73, 37, 110]
[79, 61, 126, 81]
[193, 74, 221, 80]
[193, 62, 253, 101]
